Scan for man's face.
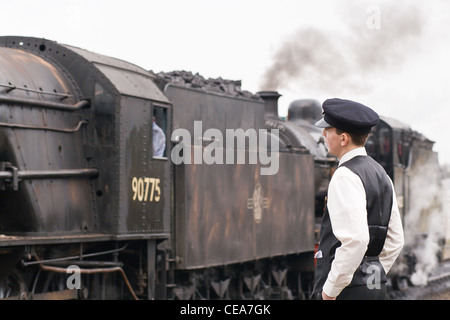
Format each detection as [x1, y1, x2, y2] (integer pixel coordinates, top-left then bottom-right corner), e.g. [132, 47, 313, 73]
[322, 127, 342, 157]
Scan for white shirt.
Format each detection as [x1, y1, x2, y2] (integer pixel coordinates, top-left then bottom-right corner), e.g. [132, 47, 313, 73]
[153, 122, 166, 157]
[322, 147, 405, 298]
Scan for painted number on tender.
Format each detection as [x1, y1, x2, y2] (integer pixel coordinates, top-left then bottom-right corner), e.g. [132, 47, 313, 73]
[131, 177, 161, 202]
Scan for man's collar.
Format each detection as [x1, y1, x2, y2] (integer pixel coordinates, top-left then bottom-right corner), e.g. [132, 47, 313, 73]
[339, 147, 367, 166]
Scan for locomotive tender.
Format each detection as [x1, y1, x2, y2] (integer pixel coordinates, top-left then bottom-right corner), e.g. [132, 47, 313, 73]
[0, 36, 441, 299]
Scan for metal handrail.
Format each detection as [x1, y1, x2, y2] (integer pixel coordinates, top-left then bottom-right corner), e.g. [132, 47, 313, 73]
[0, 95, 89, 111]
[0, 119, 88, 133]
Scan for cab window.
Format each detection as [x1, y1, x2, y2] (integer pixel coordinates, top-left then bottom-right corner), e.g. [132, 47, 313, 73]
[152, 105, 168, 158]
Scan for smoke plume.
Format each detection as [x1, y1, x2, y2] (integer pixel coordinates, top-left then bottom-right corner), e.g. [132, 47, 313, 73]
[260, 1, 425, 94]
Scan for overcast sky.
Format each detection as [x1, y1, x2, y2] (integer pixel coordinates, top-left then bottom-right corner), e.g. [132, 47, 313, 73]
[2, 0, 449, 165]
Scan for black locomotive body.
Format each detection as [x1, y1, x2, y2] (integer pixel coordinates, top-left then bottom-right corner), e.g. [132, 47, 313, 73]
[0, 36, 171, 299]
[366, 116, 443, 282]
[0, 37, 442, 300]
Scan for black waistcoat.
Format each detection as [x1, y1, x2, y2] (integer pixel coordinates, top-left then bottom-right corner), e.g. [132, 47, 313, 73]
[311, 155, 393, 296]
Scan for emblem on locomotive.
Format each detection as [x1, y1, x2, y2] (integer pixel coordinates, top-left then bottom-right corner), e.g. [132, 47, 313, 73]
[247, 183, 268, 223]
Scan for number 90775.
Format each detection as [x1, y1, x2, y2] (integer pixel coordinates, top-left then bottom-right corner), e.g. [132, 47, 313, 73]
[131, 177, 161, 202]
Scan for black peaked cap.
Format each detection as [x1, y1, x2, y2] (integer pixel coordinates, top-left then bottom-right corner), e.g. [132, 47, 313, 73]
[315, 98, 379, 134]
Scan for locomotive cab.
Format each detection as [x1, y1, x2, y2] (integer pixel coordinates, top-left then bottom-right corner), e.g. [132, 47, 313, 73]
[367, 116, 412, 182]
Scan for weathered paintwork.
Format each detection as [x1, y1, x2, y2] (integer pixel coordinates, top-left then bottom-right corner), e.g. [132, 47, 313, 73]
[165, 85, 315, 269]
[0, 36, 171, 237]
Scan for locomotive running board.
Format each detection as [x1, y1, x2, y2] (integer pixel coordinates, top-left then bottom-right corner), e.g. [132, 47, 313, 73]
[0, 288, 88, 300]
[0, 233, 170, 247]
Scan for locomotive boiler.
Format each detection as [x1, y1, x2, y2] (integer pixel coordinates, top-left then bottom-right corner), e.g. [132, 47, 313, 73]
[0, 36, 443, 300]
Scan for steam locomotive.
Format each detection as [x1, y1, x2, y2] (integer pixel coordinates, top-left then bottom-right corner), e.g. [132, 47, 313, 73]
[0, 36, 442, 299]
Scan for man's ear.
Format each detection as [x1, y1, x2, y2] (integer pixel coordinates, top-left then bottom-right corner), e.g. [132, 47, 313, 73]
[341, 132, 350, 146]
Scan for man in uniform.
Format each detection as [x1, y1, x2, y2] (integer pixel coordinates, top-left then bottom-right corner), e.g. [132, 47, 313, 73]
[311, 98, 404, 300]
[153, 116, 166, 157]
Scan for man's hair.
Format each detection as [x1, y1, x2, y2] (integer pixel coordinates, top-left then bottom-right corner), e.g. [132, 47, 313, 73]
[335, 128, 370, 146]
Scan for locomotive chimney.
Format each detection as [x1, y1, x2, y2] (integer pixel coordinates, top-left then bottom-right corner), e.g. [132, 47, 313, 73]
[257, 91, 281, 119]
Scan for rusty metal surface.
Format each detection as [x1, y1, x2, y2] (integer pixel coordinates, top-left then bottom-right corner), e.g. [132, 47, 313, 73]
[0, 36, 171, 237]
[175, 148, 315, 269]
[165, 84, 265, 140]
[165, 84, 316, 269]
[120, 95, 170, 234]
[0, 45, 94, 234]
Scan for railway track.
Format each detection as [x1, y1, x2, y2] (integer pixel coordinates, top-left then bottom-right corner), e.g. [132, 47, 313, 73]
[389, 262, 450, 300]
